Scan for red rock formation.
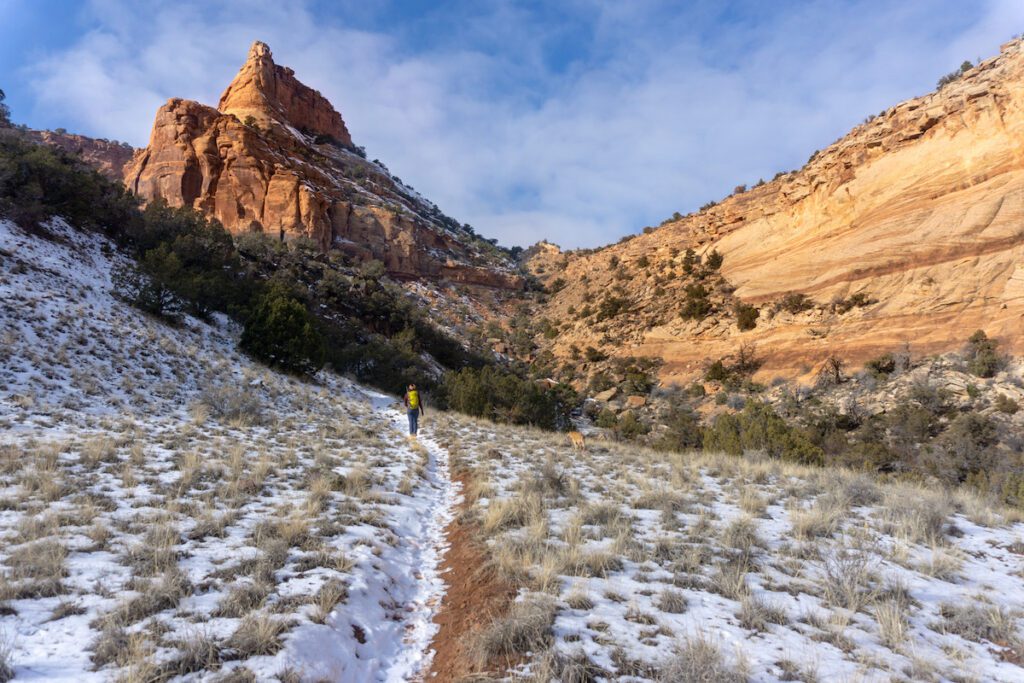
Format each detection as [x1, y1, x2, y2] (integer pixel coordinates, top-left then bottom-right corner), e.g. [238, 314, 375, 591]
[218, 41, 352, 145]
[125, 41, 521, 290]
[25, 130, 134, 181]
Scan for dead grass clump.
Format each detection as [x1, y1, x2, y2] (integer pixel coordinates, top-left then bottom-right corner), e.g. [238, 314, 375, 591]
[739, 489, 767, 516]
[562, 547, 624, 578]
[722, 515, 763, 554]
[80, 436, 118, 468]
[251, 540, 289, 585]
[214, 666, 257, 682]
[790, 500, 842, 541]
[936, 602, 1019, 645]
[473, 593, 556, 666]
[877, 489, 949, 545]
[658, 632, 747, 683]
[188, 512, 232, 541]
[540, 649, 608, 683]
[483, 493, 544, 534]
[227, 612, 287, 658]
[124, 522, 179, 576]
[15, 513, 60, 543]
[840, 473, 882, 507]
[169, 628, 221, 676]
[215, 582, 270, 618]
[519, 457, 566, 500]
[115, 568, 191, 624]
[634, 486, 687, 512]
[200, 384, 264, 426]
[5, 539, 67, 597]
[874, 600, 908, 649]
[918, 545, 964, 582]
[252, 515, 311, 550]
[657, 588, 688, 614]
[711, 559, 751, 601]
[738, 594, 788, 631]
[89, 618, 131, 668]
[822, 544, 877, 613]
[311, 579, 348, 624]
[340, 465, 373, 497]
[0, 628, 12, 683]
[580, 501, 622, 528]
[566, 588, 595, 611]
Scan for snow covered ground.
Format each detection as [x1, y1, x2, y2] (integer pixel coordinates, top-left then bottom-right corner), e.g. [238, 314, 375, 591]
[2, 216, 1024, 682]
[0, 218, 459, 681]
[431, 416, 1024, 682]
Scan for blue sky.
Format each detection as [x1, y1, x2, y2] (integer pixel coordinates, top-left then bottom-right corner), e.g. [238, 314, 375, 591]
[2, 0, 1022, 248]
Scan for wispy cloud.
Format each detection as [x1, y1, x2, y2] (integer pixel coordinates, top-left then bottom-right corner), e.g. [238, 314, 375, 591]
[18, 0, 1024, 247]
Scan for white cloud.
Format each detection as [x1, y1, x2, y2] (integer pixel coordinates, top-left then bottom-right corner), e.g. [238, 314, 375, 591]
[20, 0, 1024, 248]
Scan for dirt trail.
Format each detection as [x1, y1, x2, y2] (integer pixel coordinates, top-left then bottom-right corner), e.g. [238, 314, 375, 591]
[423, 471, 517, 681]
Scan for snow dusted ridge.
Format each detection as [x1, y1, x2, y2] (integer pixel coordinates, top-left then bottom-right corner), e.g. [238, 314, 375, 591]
[0, 218, 459, 681]
[429, 416, 1024, 681]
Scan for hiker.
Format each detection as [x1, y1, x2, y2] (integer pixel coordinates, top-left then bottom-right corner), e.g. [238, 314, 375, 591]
[403, 383, 424, 437]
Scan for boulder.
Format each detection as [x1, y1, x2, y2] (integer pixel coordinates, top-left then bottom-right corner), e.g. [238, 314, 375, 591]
[626, 395, 647, 409]
[594, 387, 618, 402]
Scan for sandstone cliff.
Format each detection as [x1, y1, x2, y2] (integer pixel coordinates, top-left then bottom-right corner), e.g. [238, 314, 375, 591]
[25, 130, 134, 181]
[537, 38, 1024, 385]
[125, 41, 521, 289]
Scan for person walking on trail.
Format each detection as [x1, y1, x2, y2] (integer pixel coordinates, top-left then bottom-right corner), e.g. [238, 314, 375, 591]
[404, 383, 424, 437]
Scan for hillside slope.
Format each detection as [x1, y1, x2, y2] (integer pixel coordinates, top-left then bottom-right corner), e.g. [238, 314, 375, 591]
[536, 37, 1024, 383]
[3, 218, 1024, 681]
[0, 217, 460, 680]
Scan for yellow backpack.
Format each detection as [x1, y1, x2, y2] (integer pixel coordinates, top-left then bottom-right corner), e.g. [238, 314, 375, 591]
[407, 390, 420, 409]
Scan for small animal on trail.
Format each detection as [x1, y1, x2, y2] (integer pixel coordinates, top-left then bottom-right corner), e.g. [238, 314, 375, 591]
[567, 430, 586, 452]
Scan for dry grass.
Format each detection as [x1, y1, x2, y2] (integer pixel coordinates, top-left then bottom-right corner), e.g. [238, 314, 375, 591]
[918, 545, 964, 582]
[875, 599, 908, 648]
[790, 498, 842, 541]
[722, 515, 763, 554]
[738, 594, 788, 631]
[658, 631, 747, 683]
[123, 522, 179, 576]
[936, 602, 1019, 645]
[483, 493, 544, 534]
[0, 628, 12, 683]
[473, 593, 556, 667]
[114, 567, 191, 624]
[311, 579, 348, 624]
[565, 586, 595, 610]
[227, 612, 287, 658]
[657, 588, 688, 614]
[5, 539, 67, 597]
[821, 543, 878, 613]
[215, 582, 270, 618]
[877, 489, 950, 545]
[169, 628, 222, 676]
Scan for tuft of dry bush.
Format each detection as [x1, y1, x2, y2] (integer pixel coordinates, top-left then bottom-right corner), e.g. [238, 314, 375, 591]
[658, 632, 747, 683]
[473, 594, 556, 667]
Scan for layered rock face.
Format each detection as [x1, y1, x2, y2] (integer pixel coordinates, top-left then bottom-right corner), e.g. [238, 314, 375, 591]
[125, 41, 520, 289]
[26, 130, 134, 181]
[538, 38, 1024, 383]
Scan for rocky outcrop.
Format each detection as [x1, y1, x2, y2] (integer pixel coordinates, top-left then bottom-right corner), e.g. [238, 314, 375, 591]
[540, 37, 1024, 384]
[218, 41, 351, 145]
[124, 41, 521, 290]
[25, 130, 134, 181]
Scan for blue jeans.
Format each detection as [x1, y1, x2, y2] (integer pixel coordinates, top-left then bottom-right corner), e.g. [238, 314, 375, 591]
[408, 409, 419, 435]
